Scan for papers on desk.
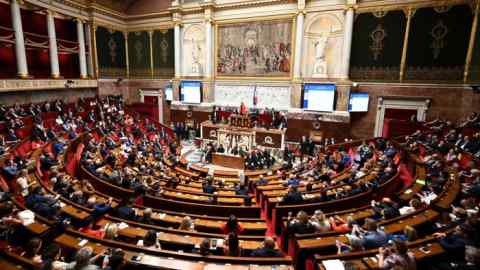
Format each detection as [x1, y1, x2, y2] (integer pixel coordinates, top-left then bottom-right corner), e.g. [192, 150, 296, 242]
[118, 222, 129, 230]
[302, 194, 315, 199]
[78, 239, 88, 247]
[404, 189, 412, 194]
[416, 179, 426, 185]
[322, 260, 344, 270]
[158, 213, 166, 219]
[59, 202, 66, 208]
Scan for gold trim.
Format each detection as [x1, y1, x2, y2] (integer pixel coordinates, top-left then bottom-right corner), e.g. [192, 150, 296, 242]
[464, 1, 479, 82]
[92, 23, 99, 79]
[17, 73, 28, 79]
[400, 8, 414, 82]
[51, 73, 60, 79]
[124, 31, 129, 78]
[214, 15, 296, 81]
[149, 30, 154, 78]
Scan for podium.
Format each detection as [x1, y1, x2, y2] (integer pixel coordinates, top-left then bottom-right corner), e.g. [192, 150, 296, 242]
[201, 120, 285, 150]
[229, 114, 250, 128]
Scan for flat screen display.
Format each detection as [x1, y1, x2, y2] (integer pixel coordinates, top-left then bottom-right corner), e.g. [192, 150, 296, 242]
[348, 93, 369, 112]
[302, 83, 335, 112]
[180, 81, 201, 104]
[164, 86, 173, 101]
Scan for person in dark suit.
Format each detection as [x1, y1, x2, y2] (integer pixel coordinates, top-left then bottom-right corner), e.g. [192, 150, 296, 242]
[217, 144, 225, 153]
[251, 237, 281, 257]
[282, 186, 303, 204]
[202, 179, 217, 194]
[115, 199, 137, 221]
[286, 211, 315, 235]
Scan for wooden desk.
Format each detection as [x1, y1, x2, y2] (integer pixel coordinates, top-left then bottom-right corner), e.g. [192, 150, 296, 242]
[212, 153, 245, 170]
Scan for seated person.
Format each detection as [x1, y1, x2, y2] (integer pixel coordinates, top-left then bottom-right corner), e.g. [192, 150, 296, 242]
[355, 218, 388, 249]
[221, 215, 244, 235]
[202, 179, 217, 194]
[377, 239, 416, 270]
[329, 214, 355, 233]
[287, 211, 315, 235]
[281, 185, 303, 204]
[235, 184, 248, 196]
[178, 216, 195, 231]
[138, 230, 161, 249]
[251, 237, 281, 257]
[223, 232, 240, 256]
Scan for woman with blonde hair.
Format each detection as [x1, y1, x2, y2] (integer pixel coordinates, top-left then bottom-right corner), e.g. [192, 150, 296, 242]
[309, 210, 331, 232]
[104, 223, 119, 240]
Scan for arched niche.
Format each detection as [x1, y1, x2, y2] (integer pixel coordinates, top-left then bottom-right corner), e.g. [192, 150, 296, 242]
[303, 13, 344, 79]
[182, 24, 205, 76]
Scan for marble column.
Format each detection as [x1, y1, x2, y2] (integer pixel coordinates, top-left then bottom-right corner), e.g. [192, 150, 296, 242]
[293, 11, 304, 79]
[76, 19, 87, 79]
[11, 0, 28, 77]
[46, 11, 60, 78]
[340, 7, 354, 79]
[174, 23, 182, 78]
[85, 23, 94, 78]
[205, 19, 212, 78]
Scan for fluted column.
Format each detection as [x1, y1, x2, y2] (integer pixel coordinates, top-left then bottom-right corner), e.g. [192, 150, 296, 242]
[85, 23, 94, 78]
[399, 8, 413, 82]
[205, 19, 213, 78]
[340, 7, 354, 79]
[76, 19, 87, 79]
[464, 1, 479, 82]
[293, 11, 304, 79]
[11, 0, 28, 78]
[149, 30, 154, 78]
[174, 23, 182, 78]
[92, 24, 99, 78]
[46, 10, 60, 78]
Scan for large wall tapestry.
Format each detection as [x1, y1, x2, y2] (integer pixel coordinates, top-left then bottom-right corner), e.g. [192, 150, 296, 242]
[349, 10, 406, 81]
[153, 29, 174, 77]
[405, 5, 473, 81]
[182, 24, 205, 77]
[303, 13, 344, 79]
[128, 31, 151, 78]
[216, 19, 293, 77]
[96, 26, 127, 78]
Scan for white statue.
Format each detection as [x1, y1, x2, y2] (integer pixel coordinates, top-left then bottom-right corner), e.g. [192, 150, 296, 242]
[312, 34, 329, 78]
[191, 38, 203, 74]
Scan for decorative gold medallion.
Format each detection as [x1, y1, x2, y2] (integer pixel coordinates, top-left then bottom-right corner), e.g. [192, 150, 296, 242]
[264, 136, 274, 145]
[108, 37, 117, 64]
[430, 20, 448, 60]
[369, 24, 387, 61]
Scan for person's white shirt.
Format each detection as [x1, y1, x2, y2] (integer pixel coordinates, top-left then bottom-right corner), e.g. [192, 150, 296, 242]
[398, 205, 415, 216]
[16, 176, 29, 196]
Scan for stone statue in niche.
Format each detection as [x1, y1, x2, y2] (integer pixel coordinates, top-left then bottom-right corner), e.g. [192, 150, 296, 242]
[191, 38, 203, 74]
[312, 34, 329, 78]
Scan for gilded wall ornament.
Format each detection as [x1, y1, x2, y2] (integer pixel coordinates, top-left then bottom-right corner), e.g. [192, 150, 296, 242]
[108, 37, 117, 64]
[369, 24, 387, 61]
[134, 40, 143, 62]
[430, 20, 448, 60]
[160, 37, 169, 64]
